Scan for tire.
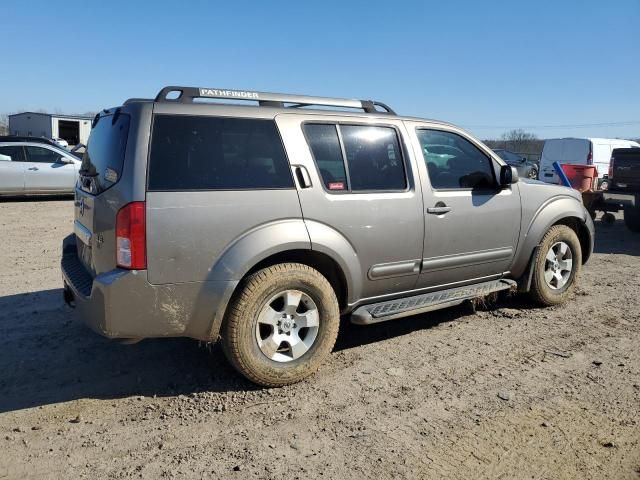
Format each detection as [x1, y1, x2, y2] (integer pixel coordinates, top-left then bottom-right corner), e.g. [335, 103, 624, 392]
[602, 212, 616, 225]
[221, 263, 340, 387]
[624, 206, 640, 232]
[528, 225, 582, 306]
[528, 168, 538, 179]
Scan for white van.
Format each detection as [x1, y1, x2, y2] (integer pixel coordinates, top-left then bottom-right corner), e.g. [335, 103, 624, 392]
[539, 138, 640, 188]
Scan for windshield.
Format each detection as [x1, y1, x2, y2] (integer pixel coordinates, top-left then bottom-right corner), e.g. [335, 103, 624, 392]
[79, 112, 130, 194]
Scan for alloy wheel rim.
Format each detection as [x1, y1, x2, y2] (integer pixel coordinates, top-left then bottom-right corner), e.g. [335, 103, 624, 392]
[255, 290, 320, 363]
[543, 241, 573, 290]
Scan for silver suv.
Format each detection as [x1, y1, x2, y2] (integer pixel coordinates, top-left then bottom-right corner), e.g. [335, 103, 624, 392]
[61, 86, 594, 386]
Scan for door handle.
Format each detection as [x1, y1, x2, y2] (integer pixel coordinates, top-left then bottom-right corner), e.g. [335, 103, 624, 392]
[294, 165, 312, 189]
[28, 167, 39, 171]
[427, 203, 451, 215]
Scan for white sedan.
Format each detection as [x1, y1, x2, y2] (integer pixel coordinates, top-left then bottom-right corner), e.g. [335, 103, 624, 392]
[0, 139, 82, 196]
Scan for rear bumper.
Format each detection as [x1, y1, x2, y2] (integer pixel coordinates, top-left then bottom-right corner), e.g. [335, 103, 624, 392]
[603, 191, 638, 208]
[61, 234, 237, 341]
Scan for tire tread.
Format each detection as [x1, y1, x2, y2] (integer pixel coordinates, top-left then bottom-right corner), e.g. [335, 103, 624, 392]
[221, 263, 340, 387]
[529, 225, 581, 306]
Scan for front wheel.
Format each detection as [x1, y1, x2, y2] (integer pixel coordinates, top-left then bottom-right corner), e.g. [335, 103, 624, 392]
[528, 225, 582, 306]
[221, 263, 340, 387]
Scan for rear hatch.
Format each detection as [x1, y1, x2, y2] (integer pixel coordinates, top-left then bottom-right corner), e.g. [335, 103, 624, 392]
[75, 110, 131, 277]
[610, 148, 640, 191]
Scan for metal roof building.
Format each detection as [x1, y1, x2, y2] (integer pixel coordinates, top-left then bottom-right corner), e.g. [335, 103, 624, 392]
[8, 112, 92, 146]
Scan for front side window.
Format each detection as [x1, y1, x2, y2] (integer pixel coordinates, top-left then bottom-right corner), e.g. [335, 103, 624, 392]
[25, 146, 63, 164]
[148, 115, 294, 191]
[304, 123, 407, 192]
[417, 129, 495, 190]
[0, 146, 26, 162]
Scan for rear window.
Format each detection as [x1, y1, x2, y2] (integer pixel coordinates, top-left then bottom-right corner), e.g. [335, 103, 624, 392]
[0, 145, 26, 162]
[303, 124, 348, 190]
[303, 123, 407, 192]
[341, 125, 406, 191]
[80, 112, 130, 194]
[148, 115, 294, 191]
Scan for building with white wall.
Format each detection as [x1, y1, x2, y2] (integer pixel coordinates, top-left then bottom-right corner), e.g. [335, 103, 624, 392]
[8, 112, 92, 146]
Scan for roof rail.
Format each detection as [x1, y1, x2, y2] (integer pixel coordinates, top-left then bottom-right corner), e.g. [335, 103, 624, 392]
[154, 86, 396, 115]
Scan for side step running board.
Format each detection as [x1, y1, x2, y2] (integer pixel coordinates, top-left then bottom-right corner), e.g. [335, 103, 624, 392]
[350, 279, 517, 325]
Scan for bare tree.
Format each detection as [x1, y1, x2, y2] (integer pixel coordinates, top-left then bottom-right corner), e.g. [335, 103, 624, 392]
[501, 129, 537, 151]
[484, 129, 541, 154]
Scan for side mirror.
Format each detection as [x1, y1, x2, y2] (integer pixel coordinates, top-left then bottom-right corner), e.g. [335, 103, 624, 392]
[500, 165, 519, 187]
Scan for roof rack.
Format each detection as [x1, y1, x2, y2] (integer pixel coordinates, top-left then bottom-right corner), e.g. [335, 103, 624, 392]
[154, 86, 396, 115]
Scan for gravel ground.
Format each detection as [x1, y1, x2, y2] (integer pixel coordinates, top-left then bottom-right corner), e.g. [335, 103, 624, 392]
[0, 199, 638, 479]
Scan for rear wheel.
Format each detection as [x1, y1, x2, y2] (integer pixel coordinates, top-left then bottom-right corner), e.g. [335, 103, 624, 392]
[624, 206, 640, 232]
[528, 168, 538, 179]
[221, 263, 340, 387]
[528, 225, 582, 306]
[602, 212, 616, 224]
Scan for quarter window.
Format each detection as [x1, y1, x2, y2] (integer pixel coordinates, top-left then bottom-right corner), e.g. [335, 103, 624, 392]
[304, 124, 407, 192]
[148, 115, 294, 191]
[417, 129, 495, 190]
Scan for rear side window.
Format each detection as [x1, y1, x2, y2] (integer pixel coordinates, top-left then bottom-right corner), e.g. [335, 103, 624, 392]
[303, 123, 407, 192]
[0, 146, 26, 162]
[148, 115, 294, 191]
[80, 112, 130, 194]
[341, 125, 406, 191]
[303, 124, 347, 190]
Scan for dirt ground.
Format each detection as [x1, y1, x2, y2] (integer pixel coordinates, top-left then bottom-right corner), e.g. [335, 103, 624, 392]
[0, 198, 638, 480]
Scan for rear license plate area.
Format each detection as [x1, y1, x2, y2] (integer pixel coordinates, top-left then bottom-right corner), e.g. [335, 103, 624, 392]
[74, 220, 93, 269]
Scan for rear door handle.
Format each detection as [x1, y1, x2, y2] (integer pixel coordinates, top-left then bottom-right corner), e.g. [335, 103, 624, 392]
[427, 204, 451, 215]
[28, 167, 39, 171]
[294, 165, 312, 189]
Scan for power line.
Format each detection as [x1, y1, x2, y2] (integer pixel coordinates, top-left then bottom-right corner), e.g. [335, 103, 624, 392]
[462, 120, 640, 130]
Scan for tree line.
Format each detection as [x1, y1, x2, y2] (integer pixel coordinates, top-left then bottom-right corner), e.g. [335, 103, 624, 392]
[483, 129, 545, 155]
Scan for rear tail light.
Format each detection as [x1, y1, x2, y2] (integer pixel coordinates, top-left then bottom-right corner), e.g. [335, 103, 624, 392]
[116, 202, 146, 269]
[608, 156, 615, 179]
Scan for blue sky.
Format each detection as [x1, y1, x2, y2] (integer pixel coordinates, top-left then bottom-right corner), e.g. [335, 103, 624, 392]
[2, 0, 639, 139]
